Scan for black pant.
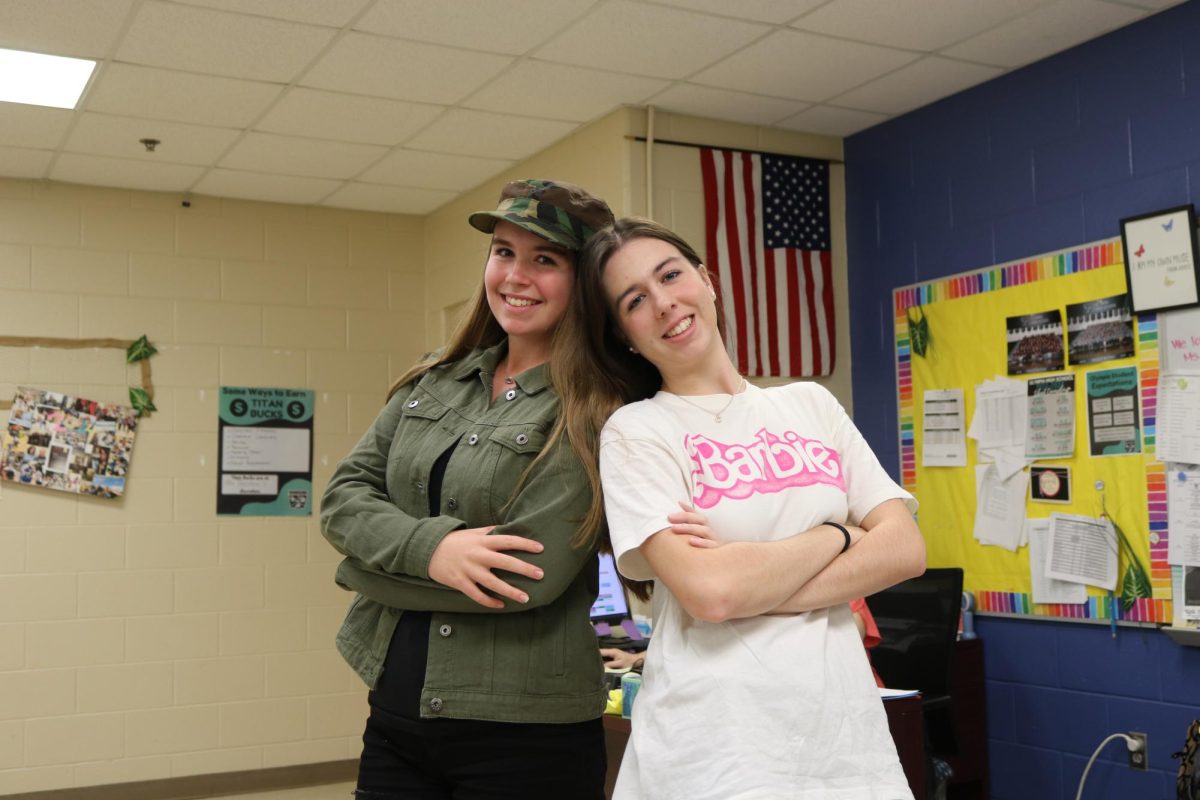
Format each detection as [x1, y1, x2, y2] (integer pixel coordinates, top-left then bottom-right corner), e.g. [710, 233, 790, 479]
[355, 704, 607, 800]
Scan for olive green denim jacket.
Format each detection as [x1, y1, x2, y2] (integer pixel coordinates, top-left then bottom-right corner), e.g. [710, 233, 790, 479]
[320, 344, 607, 723]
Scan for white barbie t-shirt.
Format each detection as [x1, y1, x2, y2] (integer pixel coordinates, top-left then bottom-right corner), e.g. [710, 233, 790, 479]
[600, 382, 917, 800]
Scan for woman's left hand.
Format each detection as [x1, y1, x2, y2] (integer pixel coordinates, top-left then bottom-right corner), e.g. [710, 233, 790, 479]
[668, 501, 721, 548]
[600, 648, 644, 670]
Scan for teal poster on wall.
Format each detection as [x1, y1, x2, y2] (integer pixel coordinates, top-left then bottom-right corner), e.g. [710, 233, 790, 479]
[217, 386, 313, 516]
[1085, 366, 1142, 457]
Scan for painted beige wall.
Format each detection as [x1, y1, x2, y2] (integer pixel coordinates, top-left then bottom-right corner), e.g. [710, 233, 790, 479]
[421, 109, 633, 343]
[624, 109, 853, 411]
[0, 178, 423, 794]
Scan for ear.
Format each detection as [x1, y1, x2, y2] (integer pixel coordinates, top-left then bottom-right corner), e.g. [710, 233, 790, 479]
[698, 264, 717, 299]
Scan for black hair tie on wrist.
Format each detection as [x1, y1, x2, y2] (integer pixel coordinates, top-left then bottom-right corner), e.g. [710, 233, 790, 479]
[826, 522, 851, 553]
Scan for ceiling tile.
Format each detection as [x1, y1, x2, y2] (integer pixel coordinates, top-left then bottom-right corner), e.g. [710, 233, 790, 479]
[65, 113, 241, 165]
[534, 1, 770, 79]
[255, 88, 444, 146]
[465, 61, 668, 122]
[0, 103, 73, 149]
[84, 64, 283, 127]
[792, 0, 1051, 52]
[404, 109, 577, 160]
[323, 182, 458, 214]
[170, 0, 373, 27]
[653, 0, 826, 24]
[219, 132, 388, 180]
[116, 1, 336, 82]
[693, 29, 920, 102]
[775, 105, 891, 136]
[192, 168, 341, 205]
[357, 0, 596, 54]
[51, 153, 204, 192]
[943, 0, 1144, 67]
[302, 33, 513, 105]
[360, 149, 513, 191]
[0, 146, 52, 179]
[832, 56, 1004, 114]
[0, 0, 135, 58]
[648, 83, 809, 126]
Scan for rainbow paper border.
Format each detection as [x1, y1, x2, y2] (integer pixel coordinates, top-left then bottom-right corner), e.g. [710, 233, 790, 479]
[892, 238, 1170, 624]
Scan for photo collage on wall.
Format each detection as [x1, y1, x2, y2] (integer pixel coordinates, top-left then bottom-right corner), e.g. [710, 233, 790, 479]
[1, 387, 138, 499]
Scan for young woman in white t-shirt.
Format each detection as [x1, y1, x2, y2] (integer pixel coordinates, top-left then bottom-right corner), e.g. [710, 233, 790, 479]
[554, 217, 926, 799]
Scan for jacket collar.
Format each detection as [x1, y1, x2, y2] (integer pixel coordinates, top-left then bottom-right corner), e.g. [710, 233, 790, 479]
[450, 342, 551, 396]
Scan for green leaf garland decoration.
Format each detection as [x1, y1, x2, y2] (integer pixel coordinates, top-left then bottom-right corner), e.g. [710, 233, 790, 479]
[129, 387, 157, 416]
[126, 334, 158, 363]
[907, 306, 930, 358]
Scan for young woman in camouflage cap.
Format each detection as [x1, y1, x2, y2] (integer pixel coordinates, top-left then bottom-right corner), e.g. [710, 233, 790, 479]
[322, 179, 615, 798]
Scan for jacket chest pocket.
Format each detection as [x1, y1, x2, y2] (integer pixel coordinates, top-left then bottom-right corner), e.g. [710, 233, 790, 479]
[389, 390, 454, 497]
[487, 423, 546, 508]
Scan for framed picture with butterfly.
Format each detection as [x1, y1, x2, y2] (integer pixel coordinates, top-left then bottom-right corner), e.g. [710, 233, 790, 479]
[1120, 204, 1200, 313]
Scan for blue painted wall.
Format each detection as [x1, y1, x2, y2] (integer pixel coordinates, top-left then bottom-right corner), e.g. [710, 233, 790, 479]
[845, 3, 1200, 797]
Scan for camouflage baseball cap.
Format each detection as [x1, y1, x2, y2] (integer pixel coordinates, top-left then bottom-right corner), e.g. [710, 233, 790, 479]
[468, 179, 614, 251]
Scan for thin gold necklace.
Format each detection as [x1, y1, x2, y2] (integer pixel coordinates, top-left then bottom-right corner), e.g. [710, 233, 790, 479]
[672, 378, 746, 422]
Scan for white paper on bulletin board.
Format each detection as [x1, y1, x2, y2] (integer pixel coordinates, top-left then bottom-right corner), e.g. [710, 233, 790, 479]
[1160, 306, 1200, 373]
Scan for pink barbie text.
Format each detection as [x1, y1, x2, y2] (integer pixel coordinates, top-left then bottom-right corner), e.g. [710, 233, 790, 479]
[686, 429, 845, 509]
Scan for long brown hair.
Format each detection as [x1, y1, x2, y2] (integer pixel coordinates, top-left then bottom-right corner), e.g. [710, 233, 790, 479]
[553, 217, 728, 599]
[387, 283, 502, 400]
[385, 240, 600, 549]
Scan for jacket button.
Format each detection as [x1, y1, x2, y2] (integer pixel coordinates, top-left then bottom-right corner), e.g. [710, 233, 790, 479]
[407, 399, 419, 408]
[415, 481, 424, 492]
[504, 389, 517, 401]
[467, 434, 479, 445]
[447, 498, 457, 510]
[439, 624, 453, 637]
[515, 433, 529, 445]
[429, 697, 443, 712]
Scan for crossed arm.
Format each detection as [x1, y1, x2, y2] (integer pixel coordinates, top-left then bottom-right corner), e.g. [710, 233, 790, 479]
[640, 498, 924, 623]
[321, 384, 592, 612]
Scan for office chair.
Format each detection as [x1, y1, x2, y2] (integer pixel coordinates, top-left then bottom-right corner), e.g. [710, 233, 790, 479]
[866, 567, 964, 756]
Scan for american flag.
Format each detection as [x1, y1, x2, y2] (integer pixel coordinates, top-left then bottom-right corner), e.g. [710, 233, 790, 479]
[700, 148, 834, 377]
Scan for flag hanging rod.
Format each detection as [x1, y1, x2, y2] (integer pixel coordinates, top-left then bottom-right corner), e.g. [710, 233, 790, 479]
[626, 136, 844, 165]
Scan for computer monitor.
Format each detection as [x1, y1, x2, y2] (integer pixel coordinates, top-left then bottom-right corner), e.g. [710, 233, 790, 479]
[589, 552, 629, 623]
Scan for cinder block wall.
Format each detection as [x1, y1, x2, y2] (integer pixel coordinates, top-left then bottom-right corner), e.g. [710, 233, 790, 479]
[0, 178, 423, 794]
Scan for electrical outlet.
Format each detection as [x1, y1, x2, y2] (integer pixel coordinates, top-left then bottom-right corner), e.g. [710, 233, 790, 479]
[1127, 731, 1148, 770]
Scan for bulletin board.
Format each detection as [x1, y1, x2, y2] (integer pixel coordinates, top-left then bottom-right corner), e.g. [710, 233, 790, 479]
[894, 237, 1173, 623]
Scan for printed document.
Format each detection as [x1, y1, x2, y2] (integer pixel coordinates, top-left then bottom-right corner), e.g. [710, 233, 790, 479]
[1027, 518, 1087, 604]
[1046, 513, 1118, 591]
[922, 389, 966, 467]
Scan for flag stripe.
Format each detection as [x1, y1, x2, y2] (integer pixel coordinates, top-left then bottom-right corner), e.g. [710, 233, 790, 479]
[742, 152, 765, 376]
[722, 150, 750, 371]
[819, 249, 835, 371]
[786, 249, 803, 375]
[804, 250, 822, 375]
[763, 241, 780, 376]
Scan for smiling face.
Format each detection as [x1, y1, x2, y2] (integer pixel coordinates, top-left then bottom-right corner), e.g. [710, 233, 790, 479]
[601, 235, 723, 380]
[483, 220, 576, 353]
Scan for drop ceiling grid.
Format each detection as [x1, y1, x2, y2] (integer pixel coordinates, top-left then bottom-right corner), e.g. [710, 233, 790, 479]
[0, 0, 1182, 213]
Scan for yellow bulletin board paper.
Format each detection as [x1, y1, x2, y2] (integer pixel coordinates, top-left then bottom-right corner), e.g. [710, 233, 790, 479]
[893, 238, 1172, 623]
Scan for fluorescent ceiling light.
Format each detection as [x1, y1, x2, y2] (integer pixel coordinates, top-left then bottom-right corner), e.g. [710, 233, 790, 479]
[0, 48, 96, 109]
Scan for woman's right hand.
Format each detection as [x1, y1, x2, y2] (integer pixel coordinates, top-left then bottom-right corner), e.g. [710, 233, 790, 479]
[668, 501, 722, 548]
[427, 527, 545, 609]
